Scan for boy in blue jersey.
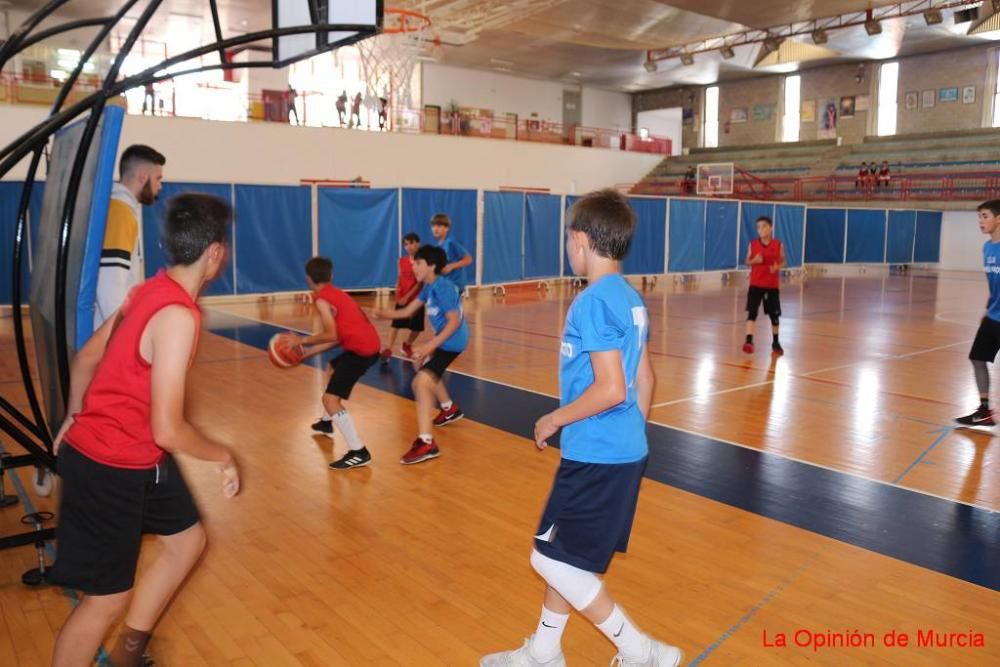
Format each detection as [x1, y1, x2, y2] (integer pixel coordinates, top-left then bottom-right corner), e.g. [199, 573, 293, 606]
[481, 190, 681, 667]
[956, 199, 1000, 427]
[375, 245, 468, 464]
[431, 213, 473, 296]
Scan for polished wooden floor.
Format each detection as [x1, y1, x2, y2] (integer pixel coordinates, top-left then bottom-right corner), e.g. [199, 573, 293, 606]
[0, 267, 997, 665]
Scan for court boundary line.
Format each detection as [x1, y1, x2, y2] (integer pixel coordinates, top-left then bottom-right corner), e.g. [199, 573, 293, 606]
[894, 426, 954, 484]
[207, 308, 997, 515]
[650, 338, 972, 408]
[689, 561, 811, 666]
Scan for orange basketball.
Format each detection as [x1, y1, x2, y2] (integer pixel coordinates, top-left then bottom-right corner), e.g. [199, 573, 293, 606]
[268, 334, 305, 368]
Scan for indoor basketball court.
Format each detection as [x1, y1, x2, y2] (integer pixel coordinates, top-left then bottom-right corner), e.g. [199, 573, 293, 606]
[0, 1, 998, 666]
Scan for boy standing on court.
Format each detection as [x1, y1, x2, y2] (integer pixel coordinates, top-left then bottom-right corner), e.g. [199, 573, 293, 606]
[382, 232, 424, 361]
[431, 213, 473, 296]
[743, 215, 785, 356]
[956, 200, 1000, 427]
[481, 189, 681, 667]
[293, 257, 382, 470]
[374, 245, 467, 465]
[49, 194, 240, 667]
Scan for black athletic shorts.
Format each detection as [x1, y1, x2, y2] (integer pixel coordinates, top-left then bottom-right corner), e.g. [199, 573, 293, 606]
[533, 457, 647, 574]
[421, 349, 461, 380]
[391, 304, 425, 332]
[326, 351, 379, 399]
[970, 317, 1000, 362]
[50, 444, 200, 596]
[747, 285, 781, 318]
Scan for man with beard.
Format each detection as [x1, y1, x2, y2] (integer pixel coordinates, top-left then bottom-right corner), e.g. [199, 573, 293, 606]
[94, 144, 165, 329]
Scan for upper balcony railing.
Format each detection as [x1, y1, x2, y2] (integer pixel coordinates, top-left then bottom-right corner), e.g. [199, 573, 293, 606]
[0, 73, 670, 156]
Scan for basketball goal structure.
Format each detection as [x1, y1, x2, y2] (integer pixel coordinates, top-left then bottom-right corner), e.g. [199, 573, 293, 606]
[697, 162, 735, 196]
[356, 7, 439, 130]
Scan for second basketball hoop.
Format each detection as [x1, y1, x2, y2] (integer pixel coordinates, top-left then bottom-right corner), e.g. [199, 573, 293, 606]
[696, 162, 735, 196]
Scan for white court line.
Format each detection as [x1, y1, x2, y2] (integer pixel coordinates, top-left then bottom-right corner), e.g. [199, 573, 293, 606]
[208, 307, 313, 335]
[647, 418, 999, 514]
[651, 339, 972, 408]
[206, 307, 998, 515]
[935, 311, 982, 325]
[209, 306, 564, 397]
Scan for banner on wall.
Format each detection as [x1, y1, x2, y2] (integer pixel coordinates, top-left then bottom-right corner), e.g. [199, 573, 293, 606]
[818, 98, 838, 138]
[801, 100, 816, 123]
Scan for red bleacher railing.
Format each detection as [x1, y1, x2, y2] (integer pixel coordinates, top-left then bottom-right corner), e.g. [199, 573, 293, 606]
[632, 169, 1000, 202]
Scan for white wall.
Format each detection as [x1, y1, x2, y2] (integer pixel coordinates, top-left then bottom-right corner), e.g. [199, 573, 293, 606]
[421, 63, 631, 129]
[581, 87, 631, 131]
[940, 210, 984, 271]
[636, 108, 682, 155]
[0, 104, 662, 193]
[423, 63, 563, 120]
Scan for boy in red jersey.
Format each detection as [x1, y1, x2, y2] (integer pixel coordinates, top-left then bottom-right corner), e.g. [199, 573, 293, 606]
[381, 232, 424, 361]
[743, 216, 786, 356]
[293, 256, 381, 470]
[49, 194, 240, 667]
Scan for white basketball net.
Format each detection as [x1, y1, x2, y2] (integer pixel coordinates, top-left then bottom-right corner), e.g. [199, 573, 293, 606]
[356, 19, 431, 113]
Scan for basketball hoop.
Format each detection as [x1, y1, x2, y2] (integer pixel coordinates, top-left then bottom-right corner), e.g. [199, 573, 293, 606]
[696, 163, 735, 196]
[356, 7, 436, 126]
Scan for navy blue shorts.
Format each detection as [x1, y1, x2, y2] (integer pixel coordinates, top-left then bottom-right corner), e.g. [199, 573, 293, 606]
[534, 457, 647, 574]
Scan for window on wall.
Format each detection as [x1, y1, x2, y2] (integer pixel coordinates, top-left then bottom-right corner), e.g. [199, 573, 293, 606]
[782, 75, 801, 142]
[877, 61, 899, 137]
[288, 47, 422, 129]
[993, 50, 1000, 127]
[704, 86, 719, 148]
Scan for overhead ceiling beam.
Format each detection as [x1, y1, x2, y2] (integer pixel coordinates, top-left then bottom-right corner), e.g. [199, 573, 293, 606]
[647, 0, 978, 63]
[419, 0, 570, 38]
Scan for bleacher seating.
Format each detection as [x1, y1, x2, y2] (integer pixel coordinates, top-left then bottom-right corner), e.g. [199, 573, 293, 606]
[631, 128, 1000, 202]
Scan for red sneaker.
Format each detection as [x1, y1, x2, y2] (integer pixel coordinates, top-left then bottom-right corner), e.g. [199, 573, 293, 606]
[742, 342, 754, 354]
[433, 404, 464, 426]
[400, 438, 440, 465]
[402, 342, 413, 358]
[380, 348, 392, 362]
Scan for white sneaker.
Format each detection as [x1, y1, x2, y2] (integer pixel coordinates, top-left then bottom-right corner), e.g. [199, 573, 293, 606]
[610, 636, 683, 666]
[480, 638, 568, 667]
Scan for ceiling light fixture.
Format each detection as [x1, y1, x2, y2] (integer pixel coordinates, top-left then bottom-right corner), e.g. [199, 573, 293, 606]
[643, 60, 657, 72]
[719, 44, 734, 59]
[923, 9, 943, 25]
[679, 52, 694, 66]
[954, 7, 978, 24]
[811, 28, 828, 44]
[864, 19, 882, 35]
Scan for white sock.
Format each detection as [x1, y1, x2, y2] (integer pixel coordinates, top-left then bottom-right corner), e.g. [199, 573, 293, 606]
[440, 400, 453, 410]
[331, 410, 365, 451]
[529, 606, 569, 661]
[596, 606, 645, 661]
[419, 433, 433, 444]
[321, 412, 334, 421]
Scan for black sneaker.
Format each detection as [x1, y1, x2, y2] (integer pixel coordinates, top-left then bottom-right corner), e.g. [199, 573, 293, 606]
[955, 407, 995, 427]
[311, 419, 334, 436]
[772, 341, 784, 356]
[329, 447, 371, 470]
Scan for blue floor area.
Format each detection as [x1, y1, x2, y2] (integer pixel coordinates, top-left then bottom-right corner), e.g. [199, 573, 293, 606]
[206, 310, 1000, 591]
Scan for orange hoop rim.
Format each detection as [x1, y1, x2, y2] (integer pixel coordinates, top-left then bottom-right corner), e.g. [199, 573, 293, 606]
[381, 7, 432, 34]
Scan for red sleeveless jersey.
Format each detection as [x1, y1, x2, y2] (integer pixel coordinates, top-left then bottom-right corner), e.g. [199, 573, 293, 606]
[315, 285, 381, 356]
[749, 238, 782, 289]
[66, 271, 200, 469]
